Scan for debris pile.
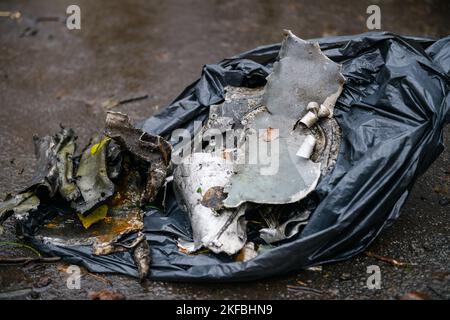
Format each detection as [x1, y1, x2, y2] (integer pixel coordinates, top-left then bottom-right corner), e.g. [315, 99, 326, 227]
[0, 30, 347, 278]
[172, 31, 344, 256]
[0, 112, 172, 280]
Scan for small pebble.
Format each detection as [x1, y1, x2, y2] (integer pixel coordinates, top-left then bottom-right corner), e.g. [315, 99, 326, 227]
[339, 273, 351, 281]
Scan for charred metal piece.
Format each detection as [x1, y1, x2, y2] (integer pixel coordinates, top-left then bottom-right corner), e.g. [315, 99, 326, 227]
[0, 192, 39, 228]
[235, 242, 258, 262]
[296, 135, 316, 159]
[204, 86, 264, 133]
[91, 230, 150, 280]
[31, 127, 80, 199]
[259, 206, 311, 244]
[200, 186, 227, 210]
[172, 31, 345, 253]
[132, 233, 151, 281]
[106, 140, 123, 181]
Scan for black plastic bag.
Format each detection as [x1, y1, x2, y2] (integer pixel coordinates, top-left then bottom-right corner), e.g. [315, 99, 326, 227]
[19, 32, 450, 281]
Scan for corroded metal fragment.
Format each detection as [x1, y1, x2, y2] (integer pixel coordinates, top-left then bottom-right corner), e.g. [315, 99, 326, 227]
[31, 128, 80, 199]
[105, 111, 172, 203]
[0, 112, 172, 279]
[132, 233, 151, 280]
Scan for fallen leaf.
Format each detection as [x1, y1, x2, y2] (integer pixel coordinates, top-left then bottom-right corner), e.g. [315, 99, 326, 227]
[89, 289, 125, 300]
[296, 280, 307, 286]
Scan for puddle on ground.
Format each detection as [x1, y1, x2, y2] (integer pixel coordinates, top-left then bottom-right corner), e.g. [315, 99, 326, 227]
[36, 205, 143, 247]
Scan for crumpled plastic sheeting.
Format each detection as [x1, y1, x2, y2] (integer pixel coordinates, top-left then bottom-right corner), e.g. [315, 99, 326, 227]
[19, 32, 450, 281]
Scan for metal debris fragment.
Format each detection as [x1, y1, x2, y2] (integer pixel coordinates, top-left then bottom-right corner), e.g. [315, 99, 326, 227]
[74, 137, 114, 214]
[0, 192, 40, 226]
[55, 131, 80, 201]
[132, 232, 151, 280]
[0, 111, 172, 279]
[1, 31, 346, 274]
[105, 111, 172, 203]
[300, 102, 320, 128]
[204, 86, 264, 134]
[223, 30, 345, 208]
[295, 135, 316, 159]
[31, 128, 78, 198]
[173, 153, 247, 255]
[235, 242, 258, 262]
[260, 208, 311, 244]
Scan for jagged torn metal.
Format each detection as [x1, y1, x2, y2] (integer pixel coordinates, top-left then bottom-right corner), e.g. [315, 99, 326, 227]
[171, 87, 264, 255]
[173, 153, 247, 255]
[223, 31, 345, 208]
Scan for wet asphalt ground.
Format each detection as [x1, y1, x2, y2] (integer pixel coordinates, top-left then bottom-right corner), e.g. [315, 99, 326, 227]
[0, 0, 449, 299]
